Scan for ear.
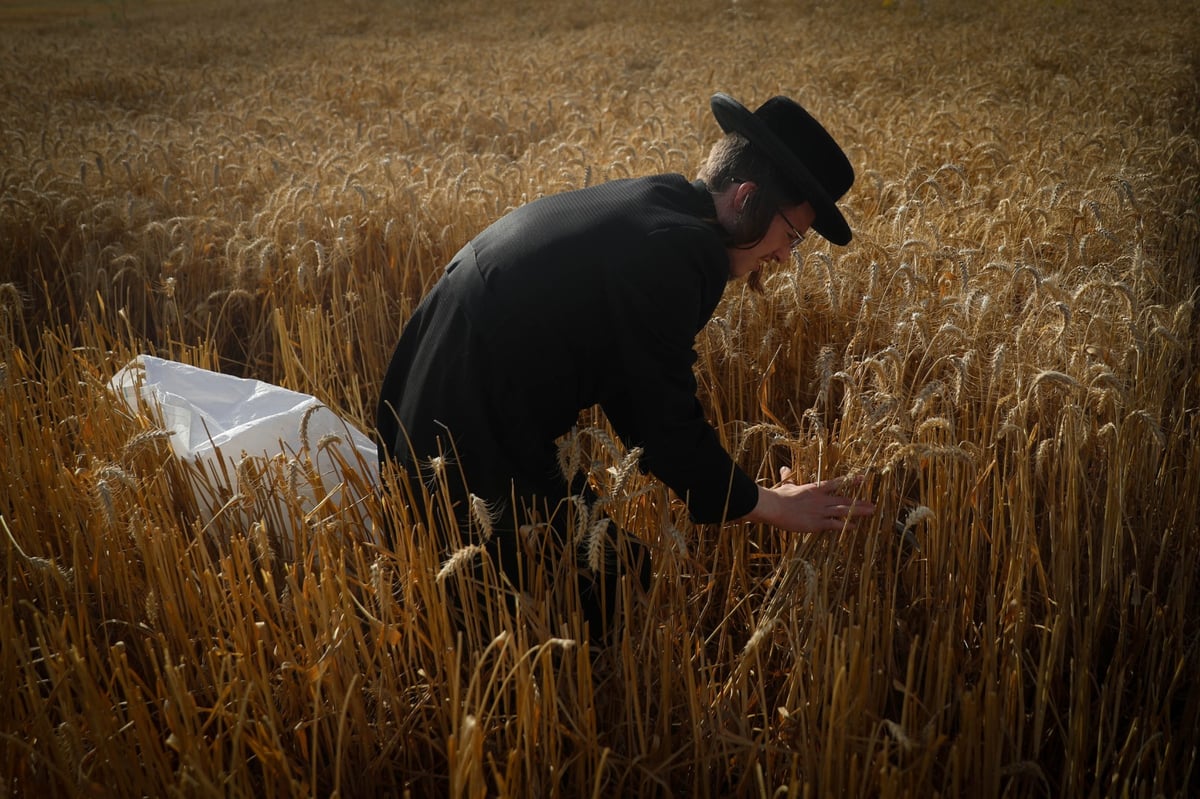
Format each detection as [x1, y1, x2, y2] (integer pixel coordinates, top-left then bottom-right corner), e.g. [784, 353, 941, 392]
[734, 181, 757, 213]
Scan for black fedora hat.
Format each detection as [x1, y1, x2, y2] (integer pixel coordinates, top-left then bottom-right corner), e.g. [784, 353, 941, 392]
[710, 92, 854, 245]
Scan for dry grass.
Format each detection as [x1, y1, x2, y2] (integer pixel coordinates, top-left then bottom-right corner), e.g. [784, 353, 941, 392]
[2, 0, 1199, 795]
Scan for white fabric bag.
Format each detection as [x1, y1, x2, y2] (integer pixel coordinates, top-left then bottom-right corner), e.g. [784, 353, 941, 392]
[108, 355, 380, 546]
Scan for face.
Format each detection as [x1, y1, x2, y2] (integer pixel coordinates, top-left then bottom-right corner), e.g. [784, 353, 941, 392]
[726, 201, 817, 283]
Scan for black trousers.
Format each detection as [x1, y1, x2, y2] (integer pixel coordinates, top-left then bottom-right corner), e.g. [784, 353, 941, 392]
[383, 470, 652, 643]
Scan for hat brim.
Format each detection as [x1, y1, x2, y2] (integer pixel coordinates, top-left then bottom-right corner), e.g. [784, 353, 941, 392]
[711, 93, 852, 246]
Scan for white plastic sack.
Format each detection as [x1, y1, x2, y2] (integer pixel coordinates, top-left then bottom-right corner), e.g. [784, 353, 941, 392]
[108, 355, 380, 546]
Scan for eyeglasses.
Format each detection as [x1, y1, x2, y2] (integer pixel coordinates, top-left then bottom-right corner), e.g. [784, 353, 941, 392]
[778, 209, 806, 251]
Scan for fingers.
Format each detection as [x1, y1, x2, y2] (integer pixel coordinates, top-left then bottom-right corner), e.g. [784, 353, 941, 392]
[808, 480, 876, 529]
[775, 467, 864, 488]
[814, 473, 865, 493]
[835, 501, 877, 518]
[821, 499, 876, 523]
[816, 509, 875, 532]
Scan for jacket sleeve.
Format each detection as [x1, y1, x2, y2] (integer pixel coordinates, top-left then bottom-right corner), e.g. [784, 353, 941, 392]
[598, 228, 760, 524]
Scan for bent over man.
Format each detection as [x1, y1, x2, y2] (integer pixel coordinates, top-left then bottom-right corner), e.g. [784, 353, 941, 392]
[377, 93, 876, 636]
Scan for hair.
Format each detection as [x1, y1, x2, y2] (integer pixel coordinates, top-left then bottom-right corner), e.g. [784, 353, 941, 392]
[698, 132, 803, 247]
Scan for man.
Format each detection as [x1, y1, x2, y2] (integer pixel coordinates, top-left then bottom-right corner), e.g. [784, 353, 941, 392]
[377, 93, 876, 635]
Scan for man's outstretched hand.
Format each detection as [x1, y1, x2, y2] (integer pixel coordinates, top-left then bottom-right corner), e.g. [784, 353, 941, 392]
[741, 467, 876, 532]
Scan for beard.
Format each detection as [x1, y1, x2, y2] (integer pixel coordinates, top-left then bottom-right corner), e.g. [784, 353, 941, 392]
[746, 266, 764, 293]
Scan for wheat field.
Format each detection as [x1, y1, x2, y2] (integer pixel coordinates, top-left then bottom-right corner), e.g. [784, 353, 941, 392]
[2, 0, 1198, 796]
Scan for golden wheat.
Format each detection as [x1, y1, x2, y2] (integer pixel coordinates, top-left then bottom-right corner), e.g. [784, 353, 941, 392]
[1, 0, 1198, 796]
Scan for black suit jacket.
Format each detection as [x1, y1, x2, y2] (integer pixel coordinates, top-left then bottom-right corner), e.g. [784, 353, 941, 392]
[377, 174, 760, 526]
